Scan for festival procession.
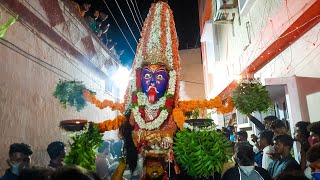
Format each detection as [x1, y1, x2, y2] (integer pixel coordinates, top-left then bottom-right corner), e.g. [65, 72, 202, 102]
[0, 0, 319, 179]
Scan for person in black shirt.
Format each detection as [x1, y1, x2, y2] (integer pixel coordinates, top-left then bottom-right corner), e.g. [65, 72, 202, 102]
[268, 134, 300, 178]
[47, 141, 66, 169]
[221, 142, 272, 180]
[0, 143, 33, 180]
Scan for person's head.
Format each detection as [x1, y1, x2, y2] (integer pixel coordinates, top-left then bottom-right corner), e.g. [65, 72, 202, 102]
[228, 125, 235, 133]
[7, 143, 33, 175]
[273, 134, 294, 156]
[271, 119, 287, 136]
[19, 167, 53, 180]
[99, 11, 108, 21]
[143, 156, 166, 180]
[47, 141, 66, 161]
[307, 143, 320, 173]
[307, 121, 320, 145]
[294, 121, 311, 140]
[82, 3, 91, 12]
[236, 131, 248, 142]
[259, 130, 274, 149]
[234, 142, 255, 166]
[264, 115, 277, 129]
[51, 166, 99, 180]
[231, 113, 236, 119]
[93, 10, 99, 19]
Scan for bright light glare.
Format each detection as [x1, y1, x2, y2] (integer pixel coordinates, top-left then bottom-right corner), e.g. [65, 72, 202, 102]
[234, 74, 242, 83]
[111, 66, 130, 96]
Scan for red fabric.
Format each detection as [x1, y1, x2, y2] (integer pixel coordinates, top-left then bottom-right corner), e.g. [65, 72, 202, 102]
[132, 94, 138, 104]
[164, 98, 174, 110]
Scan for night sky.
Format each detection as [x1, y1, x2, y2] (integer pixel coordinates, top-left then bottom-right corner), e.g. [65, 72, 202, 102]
[85, 0, 200, 68]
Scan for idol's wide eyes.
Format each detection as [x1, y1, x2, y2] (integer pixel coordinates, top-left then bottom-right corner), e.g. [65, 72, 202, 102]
[144, 73, 151, 79]
[157, 74, 163, 80]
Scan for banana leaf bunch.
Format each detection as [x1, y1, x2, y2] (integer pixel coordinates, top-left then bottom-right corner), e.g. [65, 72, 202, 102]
[64, 123, 103, 171]
[173, 129, 232, 178]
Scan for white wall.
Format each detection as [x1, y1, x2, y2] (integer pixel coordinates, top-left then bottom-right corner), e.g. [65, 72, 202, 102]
[0, 5, 118, 174]
[179, 48, 205, 100]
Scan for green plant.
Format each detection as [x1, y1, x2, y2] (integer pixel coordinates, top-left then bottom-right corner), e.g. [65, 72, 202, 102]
[64, 123, 103, 171]
[185, 109, 200, 119]
[231, 78, 272, 114]
[53, 80, 95, 111]
[173, 129, 231, 178]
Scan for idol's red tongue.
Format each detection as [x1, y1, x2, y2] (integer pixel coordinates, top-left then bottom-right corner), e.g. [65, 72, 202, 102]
[148, 88, 157, 104]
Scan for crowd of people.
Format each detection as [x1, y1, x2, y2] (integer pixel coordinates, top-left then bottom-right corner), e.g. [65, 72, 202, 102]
[0, 118, 319, 180]
[219, 115, 320, 180]
[72, 0, 124, 62]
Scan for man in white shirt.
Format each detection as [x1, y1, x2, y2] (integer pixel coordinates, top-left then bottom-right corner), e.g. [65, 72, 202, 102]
[259, 130, 275, 170]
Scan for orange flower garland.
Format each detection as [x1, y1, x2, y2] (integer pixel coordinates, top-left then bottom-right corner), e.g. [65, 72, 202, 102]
[173, 97, 234, 129]
[83, 89, 124, 112]
[96, 115, 127, 133]
[172, 108, 187, 128]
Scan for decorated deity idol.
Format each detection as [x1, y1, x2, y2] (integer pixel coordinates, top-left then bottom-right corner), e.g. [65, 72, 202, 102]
[120, 0, 180, 178]
[53, 0, 234, 179]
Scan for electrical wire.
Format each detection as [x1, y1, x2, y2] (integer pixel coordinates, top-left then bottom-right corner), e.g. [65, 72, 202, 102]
[102, 0, 136, 55]
[284, 43, 320, 75]
[125, 0, 141, 33]
[132, 0, 144, 27]
[130, 0, 143, 28]
[0, 39, 71, 80]
[113, 0, 138, 44]
[0, 4, 123, 98]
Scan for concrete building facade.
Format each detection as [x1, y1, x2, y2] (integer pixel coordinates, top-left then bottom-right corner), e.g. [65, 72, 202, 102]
[0, 0, 121, 173]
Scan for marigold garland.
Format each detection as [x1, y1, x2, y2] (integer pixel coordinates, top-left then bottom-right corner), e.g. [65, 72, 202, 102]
[173, 97, 234, 129]
[83, 89, 124, 112]
[172, 108, 187, 128]
[96, 115, 127, 133]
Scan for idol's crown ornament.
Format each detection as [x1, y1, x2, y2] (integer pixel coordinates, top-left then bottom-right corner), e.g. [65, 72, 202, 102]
[143, 47, 170, 70]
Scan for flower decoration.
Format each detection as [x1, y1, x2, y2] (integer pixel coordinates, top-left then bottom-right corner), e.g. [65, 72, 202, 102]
[83, 89, 124, 112]
[231, 78, 272, 114]
[172, 97, 234, 129]
[96, 115, 127, 133]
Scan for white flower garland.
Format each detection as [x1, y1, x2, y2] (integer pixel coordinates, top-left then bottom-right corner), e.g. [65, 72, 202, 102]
[183, 122, 217, 132]
[133, 107, 169, 130]
[167, 71, 176, 94]
[165, 9, 173, 69]
[147, 3, 162, 52]
[61, 123, 89, 137]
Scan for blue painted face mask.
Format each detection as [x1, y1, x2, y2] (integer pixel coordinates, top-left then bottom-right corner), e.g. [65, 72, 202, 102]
[312, 172, 320, 180]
